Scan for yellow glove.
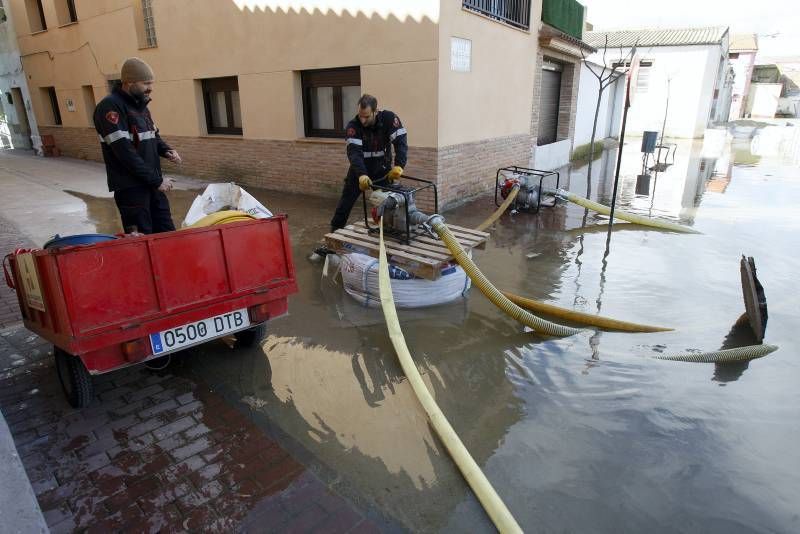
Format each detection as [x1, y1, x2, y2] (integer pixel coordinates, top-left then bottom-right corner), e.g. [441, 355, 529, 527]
[358, 174, 372, 191]
[388, 166, 403, 182]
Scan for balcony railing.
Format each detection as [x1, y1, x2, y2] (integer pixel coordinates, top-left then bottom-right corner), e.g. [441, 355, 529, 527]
[541, 0, 585, 40]
[463, 0, 531, 31]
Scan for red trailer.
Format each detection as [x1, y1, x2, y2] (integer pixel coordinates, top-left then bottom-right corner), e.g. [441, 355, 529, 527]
[3, 216, 297, 408]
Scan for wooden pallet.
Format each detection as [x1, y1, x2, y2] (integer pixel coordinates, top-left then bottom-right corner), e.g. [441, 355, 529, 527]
[325, 221, 489, 280]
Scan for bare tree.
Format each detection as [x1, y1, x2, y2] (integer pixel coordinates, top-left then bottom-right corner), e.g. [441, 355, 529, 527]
[580, 36, 637, 197]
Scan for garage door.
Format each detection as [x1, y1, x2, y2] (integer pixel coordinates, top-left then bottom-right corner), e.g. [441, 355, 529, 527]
[537, 64, 562, 146]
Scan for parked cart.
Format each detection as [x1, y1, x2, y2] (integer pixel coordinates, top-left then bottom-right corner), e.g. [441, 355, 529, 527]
[4, 216, 297, 408]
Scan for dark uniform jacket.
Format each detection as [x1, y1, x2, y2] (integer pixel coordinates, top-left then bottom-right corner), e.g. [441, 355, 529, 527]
[93, 88, 171, 192]
[345, 110, 407, 180]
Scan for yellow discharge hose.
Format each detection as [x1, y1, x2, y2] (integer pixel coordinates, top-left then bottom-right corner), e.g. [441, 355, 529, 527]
[185, 210, 255, 228]
[476, 185, 519, 232]
[654, 343, 778, 362]
[556, 189, 701, 234]
[377, 219, 523, 534]
[501, 291, 673, 333]
[432, 218, 583, 337]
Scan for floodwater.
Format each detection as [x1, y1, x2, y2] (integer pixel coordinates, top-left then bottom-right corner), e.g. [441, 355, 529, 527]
[44, 123, 800, 532]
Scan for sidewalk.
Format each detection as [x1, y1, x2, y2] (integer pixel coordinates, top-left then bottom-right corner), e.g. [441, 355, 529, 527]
[0, 151, 387, 533]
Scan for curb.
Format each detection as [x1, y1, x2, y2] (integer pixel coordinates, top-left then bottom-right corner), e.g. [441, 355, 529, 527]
[0, 409, 48, 533]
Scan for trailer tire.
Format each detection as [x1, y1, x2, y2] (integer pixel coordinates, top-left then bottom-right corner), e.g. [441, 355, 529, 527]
[54, 347, 94, 408]
[234, 322, 267, 349]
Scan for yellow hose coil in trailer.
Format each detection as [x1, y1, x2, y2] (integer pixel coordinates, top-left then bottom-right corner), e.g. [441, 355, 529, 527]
[185, 210, 255, 228]
[377, 218, 523, 534]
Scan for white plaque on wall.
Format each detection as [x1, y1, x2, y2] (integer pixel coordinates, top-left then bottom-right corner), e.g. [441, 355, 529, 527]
[450, 37, 472, 73]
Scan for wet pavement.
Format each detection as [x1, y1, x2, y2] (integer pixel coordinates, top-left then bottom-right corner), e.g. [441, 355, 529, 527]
[0, 154, 390, 532]
[0, 328, 386, 533]
[1, 120, 799, 533]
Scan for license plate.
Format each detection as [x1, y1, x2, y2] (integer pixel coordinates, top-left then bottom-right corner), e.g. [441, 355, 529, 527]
[150, 308, 250, 355]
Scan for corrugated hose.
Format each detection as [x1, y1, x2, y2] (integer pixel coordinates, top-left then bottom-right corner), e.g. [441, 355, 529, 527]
[377, 217, 523, 534]
[431, 218, 584, 337]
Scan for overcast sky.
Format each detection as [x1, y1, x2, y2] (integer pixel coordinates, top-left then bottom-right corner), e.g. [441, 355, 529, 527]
[580, 0, 800, 58]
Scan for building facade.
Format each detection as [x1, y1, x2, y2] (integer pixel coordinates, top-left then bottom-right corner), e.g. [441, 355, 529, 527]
[7, 0, 597, 209]
[727, 34, 758, 121]
[0, 0, 41, 152]
[584, 27, 731, 139]
[572, 60, 624, 149]
[530, 0, 593, 170]
[749, 57, 800, 118]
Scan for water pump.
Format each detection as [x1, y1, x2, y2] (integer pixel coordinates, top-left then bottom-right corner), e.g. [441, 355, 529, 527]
[362, 175, 439, 244]
[494, 166, 561, 213]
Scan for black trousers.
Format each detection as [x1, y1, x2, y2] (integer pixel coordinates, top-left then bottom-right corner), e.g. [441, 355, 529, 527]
[113, 185, 175, 234]
[330, 167, 388, 231]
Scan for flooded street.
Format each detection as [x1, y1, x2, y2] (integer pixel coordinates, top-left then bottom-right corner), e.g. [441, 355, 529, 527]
[3, 122, 799, 532]
[190, 124, 799, 532]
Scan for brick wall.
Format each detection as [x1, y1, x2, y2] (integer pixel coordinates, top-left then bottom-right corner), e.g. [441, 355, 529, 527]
[40, 127, 102, 161]
[40, 126, 526, 211]
[436, 134, 533, 209]
[530, 52, 545, 145]
[557, 60, 580, 143]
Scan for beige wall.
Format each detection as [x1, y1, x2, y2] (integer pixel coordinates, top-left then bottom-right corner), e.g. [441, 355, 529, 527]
[437, 1, 542, 147]
[10, 0, 439, 145]
[12, 1, 553, 208]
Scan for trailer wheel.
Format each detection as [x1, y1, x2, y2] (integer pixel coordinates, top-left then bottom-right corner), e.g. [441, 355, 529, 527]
[54, 347, 94, 408]
[234, 322, 267, 349]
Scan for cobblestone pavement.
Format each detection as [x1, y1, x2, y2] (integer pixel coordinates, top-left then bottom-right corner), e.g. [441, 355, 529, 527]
[0, 217, 35, 330]
[0, 214, 389, 533]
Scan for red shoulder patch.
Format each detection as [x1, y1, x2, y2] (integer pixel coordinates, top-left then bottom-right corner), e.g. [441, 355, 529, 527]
[393, 116, 400, 128]
[346, 127, 356, 137]
[105, 111, 119, 125]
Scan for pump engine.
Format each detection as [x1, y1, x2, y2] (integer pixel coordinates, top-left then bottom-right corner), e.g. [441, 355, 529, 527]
[499, 173, 541, 211]
[361, 175, 439, 244]
[494, 166, 561, 213]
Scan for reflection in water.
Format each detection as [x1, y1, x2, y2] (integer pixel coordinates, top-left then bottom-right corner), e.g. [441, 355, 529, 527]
[189, 313, 526, 531]
[63, 188, 204, 235]
[587, 236, 612, 364]
[712, 314, 758, 384]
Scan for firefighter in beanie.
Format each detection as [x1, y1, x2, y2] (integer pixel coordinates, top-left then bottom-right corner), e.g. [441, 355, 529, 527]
[94, 57, 182, 234]
[329, 94, 408, 231]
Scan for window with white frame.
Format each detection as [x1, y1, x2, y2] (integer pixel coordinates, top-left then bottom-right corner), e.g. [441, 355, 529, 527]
[612, 59, 654, 93]
[636, 61, 653, 93]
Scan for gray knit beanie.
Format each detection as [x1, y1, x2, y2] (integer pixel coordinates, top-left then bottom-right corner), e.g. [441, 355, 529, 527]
[121, 58, 154, 83]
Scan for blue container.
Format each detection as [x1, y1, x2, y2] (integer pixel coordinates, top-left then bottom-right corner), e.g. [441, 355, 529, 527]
[44, 233, 118, 250]
[641, 131, 659, 153]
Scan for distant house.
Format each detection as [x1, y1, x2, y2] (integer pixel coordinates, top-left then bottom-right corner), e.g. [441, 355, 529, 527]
[747, 64, 783, 118]
[0, 2, 40, 152]
[573, 55, 625, 150]
[583, 26, 732, 139]
[747, 57, 800, 118]
[773, 57, 800, 117]
[728, 34, 758, 120]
